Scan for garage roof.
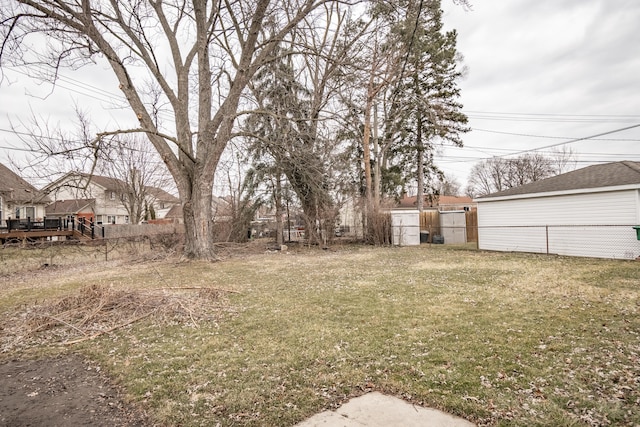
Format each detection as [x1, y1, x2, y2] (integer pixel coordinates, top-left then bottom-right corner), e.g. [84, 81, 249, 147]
[477, 161, 640, 200]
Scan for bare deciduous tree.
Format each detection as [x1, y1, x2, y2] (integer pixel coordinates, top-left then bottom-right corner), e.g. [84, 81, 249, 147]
[96, 135, 173, 224]
[467, 151, 577, 197]
[1, 0, 350, 259]
[434, 173, 461, 196]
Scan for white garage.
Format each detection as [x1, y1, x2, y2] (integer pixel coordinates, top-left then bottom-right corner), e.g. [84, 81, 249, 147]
[475, 161, 640, 260]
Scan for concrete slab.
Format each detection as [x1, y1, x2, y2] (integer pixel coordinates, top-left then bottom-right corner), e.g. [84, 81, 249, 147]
[296, 410, 362, 426]
[295, 392, 475, 427]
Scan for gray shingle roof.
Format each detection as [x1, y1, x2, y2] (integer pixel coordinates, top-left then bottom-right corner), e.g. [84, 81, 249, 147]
[0, 163, 51, 204]
[46, 199, 95, 215]
[44, 172, 179, 203]
[145, 186, 180, 203]
[478, 161, 640, 199]
[86, 174, 125, 190]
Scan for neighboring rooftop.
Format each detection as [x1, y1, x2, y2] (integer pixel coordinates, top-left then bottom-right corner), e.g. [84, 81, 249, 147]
[398, 195, 474, 209]
[83, 174, 125, 190]
[478, 161, 640, 199]
[0, 163, 50, 204]
[46, 199, 95, 215]
[45, 171, 180, 203]
[145, 186, 180, 203]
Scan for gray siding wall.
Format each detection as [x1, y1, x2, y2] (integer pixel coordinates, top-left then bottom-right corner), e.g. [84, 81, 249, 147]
[477, 189, 640, 259]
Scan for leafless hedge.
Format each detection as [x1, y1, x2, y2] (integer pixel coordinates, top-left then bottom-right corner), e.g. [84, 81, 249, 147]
[102, 223, 184, 239]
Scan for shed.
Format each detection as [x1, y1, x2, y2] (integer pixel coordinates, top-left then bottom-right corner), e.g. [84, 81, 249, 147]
[440, 211, 467, 244]
[475, 161, 640, 259]
[390, 209, 420, 246]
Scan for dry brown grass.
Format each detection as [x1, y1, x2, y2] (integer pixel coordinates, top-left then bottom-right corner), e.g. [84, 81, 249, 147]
[1, 242, 639, 426]
[1, 282, 233, 352]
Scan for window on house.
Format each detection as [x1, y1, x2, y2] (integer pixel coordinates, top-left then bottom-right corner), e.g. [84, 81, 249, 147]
[107, 215, 116, 224]
[125, 215, 129, 224]
[110, 191, 116, 200]
[14, 206, 36, 220]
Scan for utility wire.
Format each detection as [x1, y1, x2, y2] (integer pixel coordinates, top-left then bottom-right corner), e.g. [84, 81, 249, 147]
[506, 123, 640, 157]
[471, 127, 640, 142]
[464, 110, 640, 118]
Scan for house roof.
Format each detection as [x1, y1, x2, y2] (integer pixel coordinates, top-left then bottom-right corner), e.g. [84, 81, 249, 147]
[84, 174, 124, 190]
[42, 171, 124, 193]
[478, 161, 640, 200]
[398, 195, 474, 209]
[44, 171, 180, 203]
[161, 196, 230, 219]
[46, 199, 95, 215]
[145, 186, 180, 203]
[0, 163, 51, 204]
[164, 204, 183, 219]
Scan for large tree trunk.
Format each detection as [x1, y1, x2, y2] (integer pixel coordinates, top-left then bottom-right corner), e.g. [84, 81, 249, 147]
[416, 112, 424, 212]
[362, 96, 374, 238]
[300, 194, 320, 245]
[178, 170, 215, 259]
[373, 103, 381, 203]
[275, 174, 284, 246]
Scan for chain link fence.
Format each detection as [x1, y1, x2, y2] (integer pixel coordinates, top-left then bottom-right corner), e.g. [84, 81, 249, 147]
[431, 224, 640, 260]
[479, 224, 640, 260]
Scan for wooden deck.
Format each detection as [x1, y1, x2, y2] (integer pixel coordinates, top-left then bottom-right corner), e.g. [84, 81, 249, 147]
[1, 218, 100, 244]
[0, 229, 75, 241]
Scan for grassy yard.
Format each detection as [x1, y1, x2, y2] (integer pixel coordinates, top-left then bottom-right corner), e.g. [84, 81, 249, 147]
[1, 243, 639, 426]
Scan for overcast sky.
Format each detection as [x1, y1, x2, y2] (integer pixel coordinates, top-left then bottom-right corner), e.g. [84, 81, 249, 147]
[1, 0, 640, 189]
[439, 0, 640, 186]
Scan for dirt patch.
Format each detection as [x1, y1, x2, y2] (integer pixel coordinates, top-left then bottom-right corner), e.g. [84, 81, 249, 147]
[0, 354, 148, 426]
[0, 240, 314, 426]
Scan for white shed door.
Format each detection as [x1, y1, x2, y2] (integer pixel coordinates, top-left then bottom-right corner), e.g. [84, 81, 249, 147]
[440, 211, 467, 244]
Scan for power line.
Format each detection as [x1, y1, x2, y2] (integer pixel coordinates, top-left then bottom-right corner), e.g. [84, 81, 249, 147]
[466, 114, 638, 124]
[464, 109, 640, 118]
[2, 65, 176, 123]
[0, 127, 79, 142]
[447, 144, 640, 157]
[0, 144, 37, 152]
[436, 152, 640, 163]
[507, 123, 640, 157]
[471, 127, 640, 142]
[463, 110, 640, 124]
[433, 123, 640, 166]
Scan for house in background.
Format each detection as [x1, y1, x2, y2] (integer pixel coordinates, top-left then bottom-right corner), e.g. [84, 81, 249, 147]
[45, 199, 95, 223]
[145, 186, 182, 221]
[148, 191, 229, 225]
[398, 194, 476, 211]
[475, 161, 640, 260]
[0, 163, 51, 225]
[335, 196, 364, 238]
[42, 172, 180, 225]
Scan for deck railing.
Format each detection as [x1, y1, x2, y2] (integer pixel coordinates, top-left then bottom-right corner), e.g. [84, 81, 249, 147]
[73, 217, 105, 239]
[4, 217, 64, 232]
[1, 216, 104, 239]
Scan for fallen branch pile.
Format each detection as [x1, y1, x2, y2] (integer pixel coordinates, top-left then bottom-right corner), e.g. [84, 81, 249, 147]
[1, 284, 236, 350]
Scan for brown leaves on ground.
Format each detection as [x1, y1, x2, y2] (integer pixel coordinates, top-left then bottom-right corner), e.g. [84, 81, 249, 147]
[1, 283, 234, 352]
